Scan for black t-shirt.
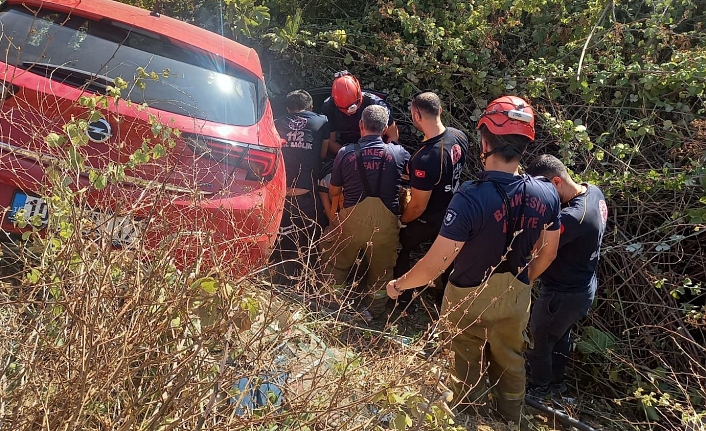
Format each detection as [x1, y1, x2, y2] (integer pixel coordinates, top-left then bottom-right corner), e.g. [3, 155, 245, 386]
[407, 127, 469, 222]
[275, 110, 329, 190]
[540, 184, 608, 295]
[321, 92, 394, 146]
[330, 135, 411, 214]
[439, 171, 561, 287]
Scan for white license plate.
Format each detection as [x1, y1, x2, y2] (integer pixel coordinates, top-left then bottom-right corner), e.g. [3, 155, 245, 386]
[9, 192, 142, 246]
[10, 192, 49, 225]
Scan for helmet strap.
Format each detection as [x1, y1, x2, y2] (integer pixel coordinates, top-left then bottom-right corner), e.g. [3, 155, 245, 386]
[480, 145, 521, 164]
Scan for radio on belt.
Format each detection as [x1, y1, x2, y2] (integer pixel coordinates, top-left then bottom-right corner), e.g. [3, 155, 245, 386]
[507, 109, 533, 123]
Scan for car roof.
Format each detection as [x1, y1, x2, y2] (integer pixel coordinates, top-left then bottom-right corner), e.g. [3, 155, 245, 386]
[7, 0, 263, 77]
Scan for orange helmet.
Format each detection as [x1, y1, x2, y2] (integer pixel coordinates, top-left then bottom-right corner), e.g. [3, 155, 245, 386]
[331, 70, 363, 115]
[476, 95, 535, 141]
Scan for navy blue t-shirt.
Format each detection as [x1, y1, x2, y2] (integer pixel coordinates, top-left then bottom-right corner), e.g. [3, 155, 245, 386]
[407, 127, 469, 222]
[440, 171, 561, 287]
[275, 110, 329, 190]
[330, 135, 411, 214]
[540, 184, 607, 295]
[321, 93, 394, 146]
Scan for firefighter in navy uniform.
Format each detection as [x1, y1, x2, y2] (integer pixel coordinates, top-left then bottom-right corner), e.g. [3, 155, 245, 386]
[321, 105, 410, 320]
[393, 92, 469, 308]
[270, 90, 330, 287]
[321, 70, 399, 156]
[387, 96, 561, 426]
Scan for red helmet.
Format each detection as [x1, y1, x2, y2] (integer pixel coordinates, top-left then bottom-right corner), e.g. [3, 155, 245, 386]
[476, 95, 535, 141]
[331, 71, 363, 115]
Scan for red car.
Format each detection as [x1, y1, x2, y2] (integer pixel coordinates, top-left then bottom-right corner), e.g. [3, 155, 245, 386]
[0, 0, 285, 273]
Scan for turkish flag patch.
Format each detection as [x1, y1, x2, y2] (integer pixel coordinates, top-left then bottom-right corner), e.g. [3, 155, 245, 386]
[415, 169, 426, 178]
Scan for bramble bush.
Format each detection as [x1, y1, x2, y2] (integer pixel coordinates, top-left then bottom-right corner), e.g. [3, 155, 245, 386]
[252, 0, 706, 427]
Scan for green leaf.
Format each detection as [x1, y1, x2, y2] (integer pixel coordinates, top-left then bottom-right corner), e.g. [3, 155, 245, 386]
[27, 268, 41, 284]
[576, 326, 617, 355]
[89, 171, 108, 190]
[152, 143, 167, 159]
[49, 286, 62, 299]
[78, 95, 96, 108]
[392, 412, 412, 430]
[89, 110, 102, 122]
[65, 123, 89, 146]
[45, 132, 67, 147]
[640, 397, 660, 421]
[113, 77, 128, 89]
[68, 147, 85, 170]
[344, 53, 353, 65]
[191, 276, 219, 295]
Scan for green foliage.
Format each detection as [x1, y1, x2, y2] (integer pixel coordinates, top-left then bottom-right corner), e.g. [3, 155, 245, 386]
[576, 326, 618, 356]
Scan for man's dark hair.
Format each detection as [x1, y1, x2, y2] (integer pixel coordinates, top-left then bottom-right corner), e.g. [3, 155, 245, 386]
[285, 90, 313, 112]
[526, 154, 570, 180]
[411, 92, 442, 118]
[479, 125, 530, 162]
[361, 105, 389, 135]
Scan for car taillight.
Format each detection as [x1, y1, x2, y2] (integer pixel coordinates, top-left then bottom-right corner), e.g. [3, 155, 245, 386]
[185, 134, 279, 182]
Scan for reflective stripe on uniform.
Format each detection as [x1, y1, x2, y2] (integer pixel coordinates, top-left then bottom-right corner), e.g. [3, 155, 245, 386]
[279, 220, 315, 237]
[373, 290, 388, 299]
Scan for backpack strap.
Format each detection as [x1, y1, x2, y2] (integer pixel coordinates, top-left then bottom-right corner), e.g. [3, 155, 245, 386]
[374, 145, 388, 197]
[353, 143, 373, 197]
[354, 143, 388, 198]
[482, 176, 528, 274]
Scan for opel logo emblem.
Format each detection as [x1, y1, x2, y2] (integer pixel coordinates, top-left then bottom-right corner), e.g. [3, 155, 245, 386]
[86, 118, 112, 143]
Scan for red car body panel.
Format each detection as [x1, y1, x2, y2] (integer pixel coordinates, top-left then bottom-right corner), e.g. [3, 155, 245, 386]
[11, 0, 264, 78]
[0, 0, 285, 274]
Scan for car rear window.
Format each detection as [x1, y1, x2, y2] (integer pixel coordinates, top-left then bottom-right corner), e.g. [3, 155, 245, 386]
[0, 6, 266, 127]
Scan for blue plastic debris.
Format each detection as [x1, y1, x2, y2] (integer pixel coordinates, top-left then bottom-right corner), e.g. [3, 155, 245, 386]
[231, 372, 289, 415]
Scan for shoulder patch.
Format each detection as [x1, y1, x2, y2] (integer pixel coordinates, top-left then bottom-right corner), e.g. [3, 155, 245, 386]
[415, 169, 426, 178]
[599, 200, 608, 224]
[443, 208, 458, 227]
[451, 144, 462, 165]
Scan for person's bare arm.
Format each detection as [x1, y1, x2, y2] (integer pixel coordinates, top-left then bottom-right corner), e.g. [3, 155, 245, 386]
[387, 235, 463, 298]
[320, 138, 330, 160]
[330, 193, 342, 220]
[327, 132, 341, 155]
[319, 191, 333, 221]
[528, 228, 560, 283]
[400, 188, 432, 223]
[384, 121, 400, 143]
[329, 184, 342, 197]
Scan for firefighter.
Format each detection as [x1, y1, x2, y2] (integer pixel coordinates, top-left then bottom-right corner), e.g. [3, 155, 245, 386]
[321, 70, 399, 156]
[386, 96, 561, 425]
[321, 105, 410, 320]
[394, 92, 469, 309]
[525, 155, 608, 399]
[270, 90, 329, 287]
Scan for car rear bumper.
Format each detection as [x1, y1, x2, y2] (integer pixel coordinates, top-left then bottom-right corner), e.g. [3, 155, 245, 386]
[0, 151, 286, 275]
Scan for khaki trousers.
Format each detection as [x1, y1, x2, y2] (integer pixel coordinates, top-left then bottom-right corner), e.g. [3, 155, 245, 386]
[441, 272, 531, 424]
[320, 197, 399, 318]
